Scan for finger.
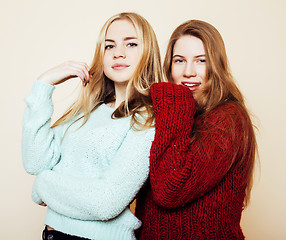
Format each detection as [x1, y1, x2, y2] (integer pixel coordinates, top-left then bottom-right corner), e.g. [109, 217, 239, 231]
[79, 63, 91, 85]
[78, 63, 90, 83]
[80, 62, 90, 79]
[68, 61, 90, 82]
[68, 67, 86, 83]
[61, 61, 89, 86]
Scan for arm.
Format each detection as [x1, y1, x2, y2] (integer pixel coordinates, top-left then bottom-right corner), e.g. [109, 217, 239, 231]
[22, 81, 64, 174]
[32, 127, 154, 221]
[149, 82, 243, 208]
[22, 61, 90, 174]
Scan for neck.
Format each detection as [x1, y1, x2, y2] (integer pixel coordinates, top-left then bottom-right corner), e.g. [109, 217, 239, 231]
[113, 81, 128, 109]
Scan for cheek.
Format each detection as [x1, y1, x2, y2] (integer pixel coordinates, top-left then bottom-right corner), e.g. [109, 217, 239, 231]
[102, 62, 107, 74]
[103, 52, 111, 66]
[102, 57, 109, 76]
[134, 55, 140, 68]
[171, 65, 181, 84]
[199, 67, 207, 83]
[102, 54, 107, 67]
[131, 50, 140, 66]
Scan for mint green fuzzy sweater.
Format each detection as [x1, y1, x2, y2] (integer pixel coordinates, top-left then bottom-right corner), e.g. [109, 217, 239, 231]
[22, 81, 154, 240]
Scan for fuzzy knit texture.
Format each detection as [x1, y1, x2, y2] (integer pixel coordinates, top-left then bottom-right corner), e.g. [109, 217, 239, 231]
[22, 80, 155, 240]
[135, 82, 249, 240]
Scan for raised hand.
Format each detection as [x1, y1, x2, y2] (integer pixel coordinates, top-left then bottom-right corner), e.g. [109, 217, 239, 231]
[37, 61, 90, 86]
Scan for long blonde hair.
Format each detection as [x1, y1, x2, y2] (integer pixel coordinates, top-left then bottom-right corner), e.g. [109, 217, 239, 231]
[164, 20, 257, 207]
[52, 12, 162, 130]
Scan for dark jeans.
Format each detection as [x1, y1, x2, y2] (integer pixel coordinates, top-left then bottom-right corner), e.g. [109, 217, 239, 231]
[42, 226, 91, 240]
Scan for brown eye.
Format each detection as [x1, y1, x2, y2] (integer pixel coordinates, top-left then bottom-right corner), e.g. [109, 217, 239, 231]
[196, 58, 206, 64]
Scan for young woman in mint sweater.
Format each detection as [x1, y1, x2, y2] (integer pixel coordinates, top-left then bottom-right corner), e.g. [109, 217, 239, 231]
[135, 20, 257, 239]
[22, 12, 162, 240]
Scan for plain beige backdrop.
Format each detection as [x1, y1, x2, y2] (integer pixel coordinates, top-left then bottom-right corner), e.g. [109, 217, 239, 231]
[1, 0, 286, 239]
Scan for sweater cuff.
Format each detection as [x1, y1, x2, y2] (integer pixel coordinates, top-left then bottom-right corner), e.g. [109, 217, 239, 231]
[32, 184, 42, 205]
[150, 82, 195, 112]
[25, 80, 55, 107]
[150, 82, 196, 127]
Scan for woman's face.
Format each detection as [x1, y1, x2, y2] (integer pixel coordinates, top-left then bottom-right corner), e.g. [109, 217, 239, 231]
[103, 19, 140, 86]
[171, 35, 207, 100]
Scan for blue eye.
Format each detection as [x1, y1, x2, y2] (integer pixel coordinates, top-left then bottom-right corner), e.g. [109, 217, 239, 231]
[105, 45, 114, 50]
[174, 59, 184, 63]
[127, 42, 138, 47]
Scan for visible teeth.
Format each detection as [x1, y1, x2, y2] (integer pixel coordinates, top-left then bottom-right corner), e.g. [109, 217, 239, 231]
[182, 83, 200, 87]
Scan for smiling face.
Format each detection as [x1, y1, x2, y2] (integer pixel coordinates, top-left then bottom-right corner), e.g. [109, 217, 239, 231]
[171, 35, 207, 101]
[103, 19, 140, 86]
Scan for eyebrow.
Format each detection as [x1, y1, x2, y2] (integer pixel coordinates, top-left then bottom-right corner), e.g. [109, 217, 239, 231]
[173, 54, 206, 58]
[105, 37, 138, 42]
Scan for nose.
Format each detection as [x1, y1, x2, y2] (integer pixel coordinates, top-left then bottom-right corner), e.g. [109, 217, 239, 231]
[113, 46, 126, 59]
[183, 63, 196, 78]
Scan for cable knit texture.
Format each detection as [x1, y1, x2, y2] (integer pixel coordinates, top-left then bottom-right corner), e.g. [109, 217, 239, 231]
[22, 80, 155, 240]
[135, 82, 248, 240]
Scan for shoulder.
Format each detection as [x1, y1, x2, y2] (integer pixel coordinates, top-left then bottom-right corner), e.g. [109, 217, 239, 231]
[200, 102, 246, 131]
[129, 125, 155, 139]
[208, 102, 245, 120]
[127, 119, 155, 147]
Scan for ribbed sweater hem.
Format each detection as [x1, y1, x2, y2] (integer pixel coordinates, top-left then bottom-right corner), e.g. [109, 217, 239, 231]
[45, 209, 138, 240]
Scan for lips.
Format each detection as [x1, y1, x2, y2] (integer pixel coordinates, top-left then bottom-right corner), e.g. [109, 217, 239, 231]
[112, 63, 130, 70]
[182, 82, 201, 87]
[181, 81, 201, 91]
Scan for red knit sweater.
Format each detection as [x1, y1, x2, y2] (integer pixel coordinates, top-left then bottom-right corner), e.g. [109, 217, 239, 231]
[135, 82, 250, 240]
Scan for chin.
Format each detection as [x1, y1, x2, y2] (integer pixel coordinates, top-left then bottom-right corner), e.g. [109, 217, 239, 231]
[112, 79, 130, 84]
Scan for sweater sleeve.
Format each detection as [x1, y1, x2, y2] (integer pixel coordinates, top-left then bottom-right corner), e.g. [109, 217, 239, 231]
[149, 82, 243, 208]
[22, 81, 65, 175]
[32, 127, 154, 221]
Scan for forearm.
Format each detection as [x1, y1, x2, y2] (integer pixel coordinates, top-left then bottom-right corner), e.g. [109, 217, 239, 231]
[33, 128, 154, 220]
[150, 93, 241, 207]
[34, 168, 147, 220]
[150, 141, 234, 207]
[150, 82, 196, 138]
[149, 81, 195, 186]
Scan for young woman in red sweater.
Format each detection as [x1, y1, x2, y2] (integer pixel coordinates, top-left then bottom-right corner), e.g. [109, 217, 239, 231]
[135, 20, 257, 239]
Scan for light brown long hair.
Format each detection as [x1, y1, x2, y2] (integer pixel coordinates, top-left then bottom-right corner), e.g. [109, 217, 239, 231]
[52, 12, 162, 130]
[164, 20, 257, 206]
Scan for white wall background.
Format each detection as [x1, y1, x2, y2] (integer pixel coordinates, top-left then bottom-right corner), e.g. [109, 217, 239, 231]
[1, 0, 285, 239]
